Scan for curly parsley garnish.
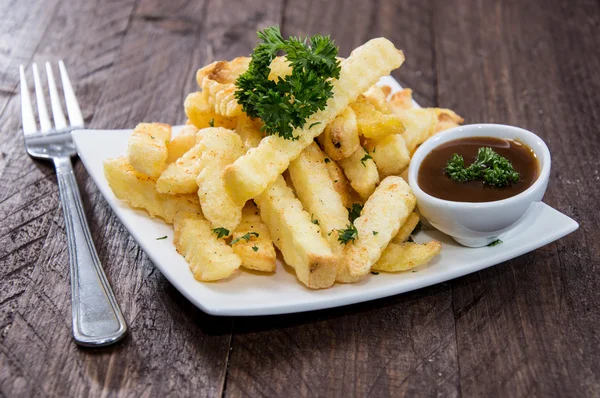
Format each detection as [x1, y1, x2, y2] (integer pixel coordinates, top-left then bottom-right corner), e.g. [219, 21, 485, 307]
[445, 147, 520, 187]
[347, 203, 363, 223]
[208, 118, 215, 127]
[212, 227, 230, 239]
[231, 232, 259, 245]
[235, 26, 341, 140]
[337, 224, 358, 245]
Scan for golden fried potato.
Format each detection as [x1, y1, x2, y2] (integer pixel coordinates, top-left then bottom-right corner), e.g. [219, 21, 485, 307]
[268, 56, 292, 80]
[391, 212, 420, 244]
[433, 108, 464, 135]
[399, 108, 438, 153]
[318, 106, 360, 161]
[174, 213, 241, 281]
[235, 115, 264, 151]
[184, 92, 237, 129]
[372, 241, 441, 272]
[196, 57, 250, 85]
[364, 133, 411, 178]
[350, 96, 404, 140]
[362, 85, 390, 112]
[222, 38, 405, 205]
[198, 76, 243, 117]
[388, 88, 414, 112]
[255, 176, 337, 289]
[231, 202, 276, 272]
[156, 143, 203, 195]
[380, 85, 392, 97]
[289, 144, 349, 237]
[104, 157, 200, 224]
[196, 127, 246, 231]
[345, 176, 416, 277]
[126, 123, 171, 178]
[322, 156, 359, 208]
[166, 124, 198, 164]
[338, 146, 380, 201]
[288, 143, 362, 283]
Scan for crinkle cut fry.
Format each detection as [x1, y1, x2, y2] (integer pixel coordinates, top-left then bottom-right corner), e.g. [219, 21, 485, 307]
[254, 176, 337, 289]
[222, 38, 405, 205]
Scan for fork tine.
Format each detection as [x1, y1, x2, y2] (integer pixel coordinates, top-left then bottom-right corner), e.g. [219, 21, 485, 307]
[19, 65, 37, 135]
[58, 61, 84, 128]
[32, 63, 52, 132]
[45, 62, 67, 130]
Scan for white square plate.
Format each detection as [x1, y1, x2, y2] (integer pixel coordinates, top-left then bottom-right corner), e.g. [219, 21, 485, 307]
[73, 77, 578, 316]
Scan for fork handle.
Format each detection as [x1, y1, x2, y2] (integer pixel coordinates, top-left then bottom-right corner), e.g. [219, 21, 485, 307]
[54, 156, 127, 346]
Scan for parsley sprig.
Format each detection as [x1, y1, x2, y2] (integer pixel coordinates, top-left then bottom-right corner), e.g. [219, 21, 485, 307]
[445, 147, 520, 187]
[235, 26, 341, 140]
[231, 232, 259, 245]
[347, 203, 363, 223]
[360, 153, 372, 167]
[337, 224, 358, 245]
[212, 228, 230, 239]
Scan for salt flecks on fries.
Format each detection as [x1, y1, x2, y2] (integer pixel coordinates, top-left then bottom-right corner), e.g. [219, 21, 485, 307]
[104, 26, 463, 289]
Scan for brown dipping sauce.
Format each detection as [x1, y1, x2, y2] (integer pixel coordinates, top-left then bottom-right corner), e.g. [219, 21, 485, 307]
[418, 136, 539, 202]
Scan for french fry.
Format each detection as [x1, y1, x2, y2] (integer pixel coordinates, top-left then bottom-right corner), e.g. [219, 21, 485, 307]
[288, 143, 349, 237]
[156, 143, 204, 195]
[166, 124, 198, 164]
[338, 146, 380, 201]
[364, 133, 411, 178]
[104, 157, 200, 224]
[235, 115, 264, 151]
[195, 127, 246, 231]
[198, 77, 243, 118]
[362, 85, 390, 112]
[399, 108, 438, 153]
[196, 57, 250, 85]
[173, 213, 241, 281]
[372, 241, 441, 272]
[222, 38, 405, 205]
[231, 202, 276, 273]
[433, 108, 464, 135]
[184, 92, 237, 129]
[392, 212, 421, 244]
[388, 88, 414, 112]
[380, 85, 392, 97]
[126, 123, 171, 178]
[346, 176, 417, 277]
[350, 96, 404, 140]
[322, 156, 359, 208]
[318, 107, 360, 161]
[254, 176, 337, 289]
[268, 56, 292, 80]
[288, 143, 365, 283]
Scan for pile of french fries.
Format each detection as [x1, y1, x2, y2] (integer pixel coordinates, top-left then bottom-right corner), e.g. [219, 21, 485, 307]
[104, 38, 464, 289]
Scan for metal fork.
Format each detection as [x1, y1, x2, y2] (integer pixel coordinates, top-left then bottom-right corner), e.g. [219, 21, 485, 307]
[19, 61, 127, 347]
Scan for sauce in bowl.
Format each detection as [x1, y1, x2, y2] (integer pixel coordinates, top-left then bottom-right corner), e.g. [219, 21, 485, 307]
[418, 136, 539, 202]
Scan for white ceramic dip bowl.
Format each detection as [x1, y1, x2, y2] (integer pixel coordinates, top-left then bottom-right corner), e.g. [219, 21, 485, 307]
[408, 124, 551, 247]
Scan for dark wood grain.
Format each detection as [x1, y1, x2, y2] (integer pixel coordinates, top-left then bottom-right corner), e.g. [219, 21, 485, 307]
[0, 0, 281, 396]
[434, 0, 600, 396]
[0, 0, 599, 396]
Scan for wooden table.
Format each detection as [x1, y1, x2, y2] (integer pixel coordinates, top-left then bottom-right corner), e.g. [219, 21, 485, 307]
[1, 0, 598, 396]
